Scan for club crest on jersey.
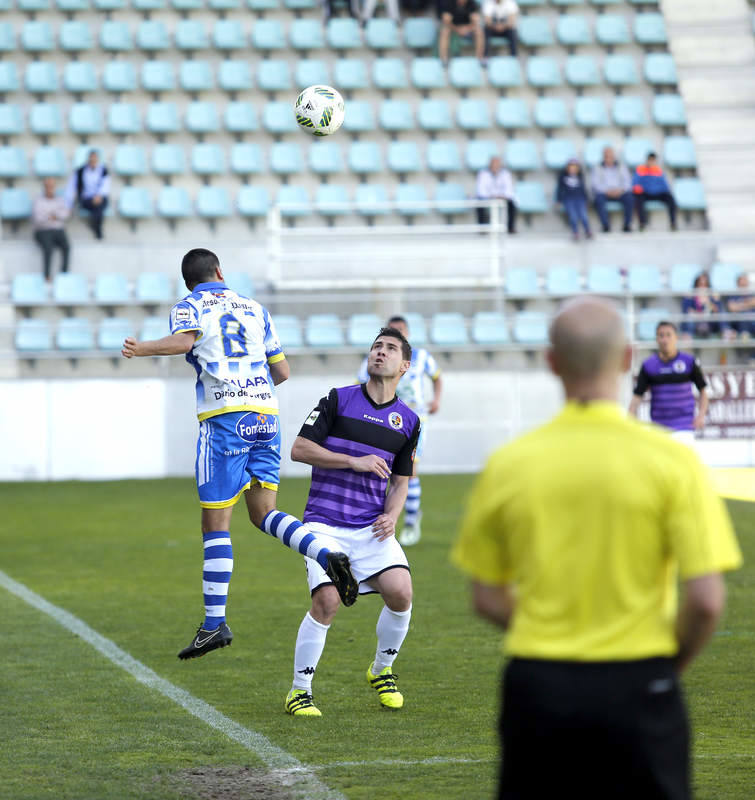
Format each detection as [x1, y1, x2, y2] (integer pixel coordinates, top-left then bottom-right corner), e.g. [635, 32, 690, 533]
[236, 412, 278, 443]
[672, 360, 687, 373]
[389, 412, 403, 429]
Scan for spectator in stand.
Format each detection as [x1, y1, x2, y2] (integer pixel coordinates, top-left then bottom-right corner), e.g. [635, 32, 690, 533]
[725, 272, 755, 341]
[361, 0, 400, 23]
[481, 0, 518, 56]
[32, 178, 71, 282]
[64, 149, 110, 241]
[633, 152, 677, 232]
[680, 272, 727, 340]
[475, 156, 517, 233]
[591, 146, 633, 233]
[556, 158, 592, 241]
[439, 0, 485, 66]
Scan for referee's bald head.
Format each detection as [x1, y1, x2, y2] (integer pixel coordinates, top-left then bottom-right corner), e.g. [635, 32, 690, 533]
[548, 296, 629, 382]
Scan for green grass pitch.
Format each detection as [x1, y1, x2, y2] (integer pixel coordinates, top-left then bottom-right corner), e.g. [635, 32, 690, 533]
[1, 477, 753, 799]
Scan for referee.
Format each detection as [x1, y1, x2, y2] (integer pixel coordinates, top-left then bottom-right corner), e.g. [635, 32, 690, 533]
[453, 297, 742, 800]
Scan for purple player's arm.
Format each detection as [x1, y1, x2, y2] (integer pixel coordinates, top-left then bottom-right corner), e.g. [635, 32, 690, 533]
[291, 436, 391, 478]
[372, 474, 409, 541]
[694, 388, 709, 430]
[122, 331, 196, 358]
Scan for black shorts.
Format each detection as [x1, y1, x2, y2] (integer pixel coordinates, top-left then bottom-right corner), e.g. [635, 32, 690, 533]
[499, 657, 690, 800]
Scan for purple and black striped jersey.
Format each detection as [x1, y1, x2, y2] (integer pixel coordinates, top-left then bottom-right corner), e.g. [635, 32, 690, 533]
[633, 351, 707, 431]
[297, 384, 421, 529]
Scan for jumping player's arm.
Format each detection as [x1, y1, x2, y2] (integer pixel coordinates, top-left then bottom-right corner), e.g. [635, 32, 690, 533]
[628, 364, 650, 417]
[268, 356, 289, 385]
[122, 331, 196, 358]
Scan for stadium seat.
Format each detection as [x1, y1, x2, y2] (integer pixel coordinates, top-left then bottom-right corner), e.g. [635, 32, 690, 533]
[372, 58, 408, 90]
[33, 146, 67, 176]
[512, 311, 548, 345]
[269, 141, 303, 175]
[309, 140, 343, 174]
[628, 263, 663, 294]
[495, 98, 530, 130]
[230, 142, 263, 175]
[586, 265, 623, 294]
[132, 0, 166, 12]
[224, 101, 258, 134]
[137, 21, 171, 52]
[218, 60, 253, 93]
[140, 315, 169, 341]
[222, 271, 254, 297]
[564, 55, 600, 88]
[663, 136, 697, 170]
[97, 317, 132, 351]
[197, 186, 231, 219]
[157, 187, 191, 220]
[0, 188, 32, 220]
[16, 318, 52, 352]
[516, 182, 548, 214]
[604, 55, 640, 86]
[534, 97, 569, 130]
[64, 62, 98, 95]
[29, 103, 63, 137]
[583, 137, 614, 168]
[402, 312, 428, 346]
[623, 137, 654, 169]
[175, 20, 209, 51]
[60, 21, 93, 53]
[113, 144, 148, 177]
[151, 143, 186, 176]
[410, 57, 446, 90]
[22, 21, 54, 52]
[56, 318, 94, 351]
[557, 15, 592, 48]
[315, 184, 350, 217]
[434, 182, 468, 214]
[100, 21, 133, 52]
[527, 57, 562, 89]
[53, 272, 89, 304]
[262, 101, 298, 134]
[449, 57, 484, 90]
[141, 61, 175, 94]
[418, 99, 453, 132]
[644, 53, 677, 87]
[634, 13, 667, 46]
[341, 100, 374, 133]
[94, 273, 130, 305]
[0, 23, 15, 54]
[348, 313, 383, 347]
[430, 312, 468, 346]
[25, 62, 58, 95]
[612, 96, 647, 129]
[395, 183, 430, 216]
[191, 143, 226, 176]
[472, 311, 510, 345]
[146, 102, 180, 135]
[17, 0, 52, 10]
[546, 265, 581, 295]
[506, 267, 539, 297]
[669, 263, 701, 293]
[427, 140, 462, 173]
[636, 308, 669, 341]
[247, 0, 278, 9]
[213, 20, 245, 51]
[595, 14, 630, 47]
[118, 186, 153, 219]
[237, 185, 270, 218]
[69, 102, 103, 136]
[180, 61, 214, 94]
[0, 104, 23, 137]
[709, 262, 740, 293]
[487, 56, 523, 89]
[334, 58, 370, 91]
[0, 146, 28, 179]
[355, 183, 389, 216]
[108, 103, 142, 135]
[544, 139, 577, 170]
[456, 99, 492, 131]
[11, 272, 49, 304]
[518, 16, 553, 48]
[574, 96, 608, 129]
[284, 0, 317, 10]
[103, 62, 137, 93]
[185, 101, 219, 135]
[326, 18, 362, 50]
[652, 94, 687, 128]
[465, 140, 499, 172]
[252, 19, 285, 51]
[674, 178, 706, 211]
[505, 139, 540, 173]
[366, 19, 400, 50]
[294, 60, 329, 90]
[379, 99, 414, 132]
[404, 17, 437, 50]
[306, 314, 344, 347]
[273, 314, 303, 349]
[257, 60, 291, 92]
[349, 141, 383, 174]
[136, 271, 172, 303]
[0, 63, 20, 95]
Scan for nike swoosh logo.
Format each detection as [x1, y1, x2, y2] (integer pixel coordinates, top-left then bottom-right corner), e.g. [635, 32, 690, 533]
[195, 632, 219, 647]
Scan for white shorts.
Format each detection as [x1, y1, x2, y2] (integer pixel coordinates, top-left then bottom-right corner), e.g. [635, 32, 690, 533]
[671, 430, 697, 448]
[304, 521, 410, 597]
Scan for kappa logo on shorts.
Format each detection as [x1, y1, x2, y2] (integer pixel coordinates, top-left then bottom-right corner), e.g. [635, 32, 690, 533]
[388, 412, 403, 430]
[235, 412, 279, 443]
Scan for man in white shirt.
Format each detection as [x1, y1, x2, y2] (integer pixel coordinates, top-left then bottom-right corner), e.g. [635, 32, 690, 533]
[482, 0, 518, 57]
[476, 156, 517, 233]
[32, 178, 71, 281]
[65, 149, 110, 240]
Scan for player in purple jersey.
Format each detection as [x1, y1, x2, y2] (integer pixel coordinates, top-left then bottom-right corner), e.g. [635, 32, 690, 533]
[628, 321, 709, 443]
[283, 327, 421, 716]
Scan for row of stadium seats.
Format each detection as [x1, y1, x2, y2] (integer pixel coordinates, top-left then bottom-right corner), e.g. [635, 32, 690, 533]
[0, 13, 670, 55]
[0, 94, 688, 140]
[0, 54, 680, 96]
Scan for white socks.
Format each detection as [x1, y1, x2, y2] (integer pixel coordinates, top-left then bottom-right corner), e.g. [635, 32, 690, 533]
[372, 605, 412, 674]
[292, 612, 330, 691]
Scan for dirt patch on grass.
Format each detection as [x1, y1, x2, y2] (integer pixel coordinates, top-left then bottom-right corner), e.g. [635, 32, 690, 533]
[163, 765, 303, 799]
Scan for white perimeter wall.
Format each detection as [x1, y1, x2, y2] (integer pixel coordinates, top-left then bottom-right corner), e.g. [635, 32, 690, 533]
[1, 373, 753, 482]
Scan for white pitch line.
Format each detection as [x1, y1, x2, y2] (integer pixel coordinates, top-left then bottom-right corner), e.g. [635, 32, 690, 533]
[317, 757, 492, 769]
[0, 568, 344, 800]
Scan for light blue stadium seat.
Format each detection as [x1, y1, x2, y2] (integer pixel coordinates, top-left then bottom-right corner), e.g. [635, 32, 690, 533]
[12, 273, 49, 304]
[306, 314, 344, 347]
[546, 265, 581, 295]
[552, 0, 586, 6]
[434, 182, 468, 214]
[505, 139, 540, 172]
[157, 186, 191, 220]
[309, 140, 343, 174]
[181, 60, 214, 93]
[366, 18, 400, 50]
[402, 312, 427, 346]
[628, 263, 662, 294]
[427, 140, 462, 173]
[670, 264, 702, 293]
[152, 142, 186, 176]
[257, 60, 291, 92]
[119, 187, 153, 219]
[270, 141, 304, 174]
[527, 57, 562, 89]
[0, 188, 32, 220]
[612, 96, 647, 129]
[534, 97, 569, 130]
[513, 311, 548, 345]
[544, 139, 577, 170]
[247, 0, 280, 9]
[33, 146, 67, 176]
[290, 21, 325, 52]
[465, 139, 499, 171]
[140, 315, 169, 341]
[25, 62, 58, 95]
[506, 267, 539, 297]
[674, 178, 706, 212]
[348, 313, 383, 347]
[210, 0, 241, 8]
[136, 271, 172, 303]
[636, 308, 669, 341]
[113, 144, 147, 177]
[252, 19, 285, 50]
[0, 22, 14, 54]
[410, 57, 446, 90]
[431, 312, 468, 346]
[663, 136, 697, 169]
[173, 0, 204, 11]
[218, 60, 253, 93]
[69, 102, 103, 136]
[604, 54, 639, 86]
[518, 16, 553, 48]
[372, 58, 408, 90]
[295, 59, 329, 89]
[185, 101, 219, 134]
[634, 12, 667, 46]
[515, 181, 548, 214]
[404, 17, 437, 50]
[56, 0, 90, 13]
[315, 184, 349, 217]
[557, 15, 592, 47]
[0, 104, 23, 137]
[487, 56, 523, 89]
[213, 20, 246, 51]
[16, 319, 52, 352]
[191, 143, 225, 176]
[395, 183, 430, 216]
[327, 18, 362, 50]
[22, 21, 54, 52]
[94, 273, 130, 305]
[262, 101, 297, 133]
[449, 57, 483, 90]
[334, 58, 370, 90]
[595, 14, 630, 46]
[141, 61, 175, 93]
[269, 314, 302, 349]
[60, 21, 93, 52]
[53, 272, 89, 304]
[222, 271, 254, 296]
[284, 0, 317, 9]
[230, 142, 263, 175]
[564, 54, 600, 88]
[175, 20, 209, 51]
[103, 62, 137, 93]
[587, 265, 623, 294]
[355, 183, 389, 216]
[456, 98, 492, 131]
[418, 99, 453, 131]
[29, 103, 63, 136]
[0, 146, 29, 178]
[0, 63, 20, 94]
[623, 137, 654, 169]
[644, 53, 677, 86]
[147, 102, 180, 136]
[237, 185, 270, 218]
[137, 20, 171, 52]
[17, 0, 51, 9]
[64, 62, 98, 95]
[349, 141, 383, 174]
[379, 99, 414, 132]
[342, 100, 374, 133]
[108, 103, 142, 135]
[132, 0, 166, 12]
[98, 317, 132, 351]
[472, 311, 510, 345]
[100, 21, 133, 52]
[653, 94, 686, 128]
[583, 137, 614, 167]
[710, 262, 741, 292]
[224, 101, 258, 134]
[574, 96, 608, 128]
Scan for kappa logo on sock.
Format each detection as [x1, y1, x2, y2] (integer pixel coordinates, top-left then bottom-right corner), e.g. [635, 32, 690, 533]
[381, 648, 398, 655]
[297, 666, 315, 675]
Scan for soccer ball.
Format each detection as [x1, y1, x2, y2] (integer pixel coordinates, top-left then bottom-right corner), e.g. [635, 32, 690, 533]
[294, 85, 345, 137]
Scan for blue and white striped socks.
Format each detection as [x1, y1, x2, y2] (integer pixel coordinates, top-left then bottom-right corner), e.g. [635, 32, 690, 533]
[202, 531, 233, 631]
[261, 510, 330, 570]
[403, 477, 422, 527]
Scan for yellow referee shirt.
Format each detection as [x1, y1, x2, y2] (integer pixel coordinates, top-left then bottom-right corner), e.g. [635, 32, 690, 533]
[452, 401, 742, 661]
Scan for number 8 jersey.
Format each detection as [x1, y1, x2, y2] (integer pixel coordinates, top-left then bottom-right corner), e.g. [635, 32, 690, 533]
[170, 280, 285, 421]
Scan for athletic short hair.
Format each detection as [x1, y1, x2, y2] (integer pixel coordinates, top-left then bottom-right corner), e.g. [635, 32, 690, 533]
[182, 248, 219, 289]
[656, 320, 677, 334]
[373, 326, 411, 361]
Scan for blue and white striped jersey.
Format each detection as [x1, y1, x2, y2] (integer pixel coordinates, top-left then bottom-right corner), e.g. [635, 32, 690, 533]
[170, 280, 285, 421]
[358, 347, 441, 417]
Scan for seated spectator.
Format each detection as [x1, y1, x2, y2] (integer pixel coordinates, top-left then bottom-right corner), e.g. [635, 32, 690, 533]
[633, 152, 677, 232]
[64, 149, 110, 241]
[33, 177, 71, 282]
[439, 0, 485, 66]
[361, 0, 400, 23]
[475, 156, 517, 233]
[482, 0, 518, 57]
[590, 146, 633, 233]
[681, 271, 727, 339]
[725, 272, 755, 339]
[556, 158, 592, 241]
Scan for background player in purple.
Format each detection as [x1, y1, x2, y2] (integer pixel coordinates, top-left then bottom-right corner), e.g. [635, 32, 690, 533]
[283, 327, 420, 717]
[628, 320, 709, 445]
